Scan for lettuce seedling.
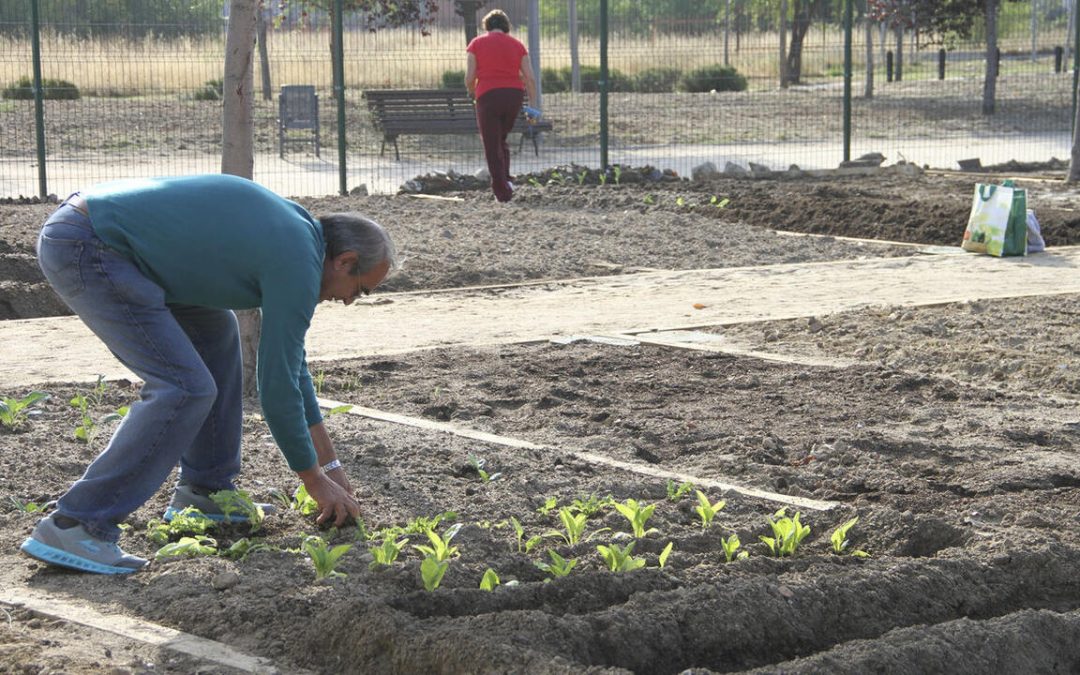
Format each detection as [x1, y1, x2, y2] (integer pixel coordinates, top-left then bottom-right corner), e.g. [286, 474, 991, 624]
[614, 499, 658, 538]
[597, 541, 646, 573]
[721, 533, 745, 562]
[291, 485, 320, 516]
[370, 536, 408, 569]
[536, 496, 558, 516]
[210, 489, 265, 531]
[420, 556, 449, 591]
[146, 507, 214, 544]
[155, 535, 217, 560]
[467, 454, 502, 483]
[546, 507, 588, 546]
[694, 490, 726, 529]
[535, 550, 577, 578]
[479, 568, 500, 591]
[830, 516, 870, 557]
[510, 516, 543, 553]
[658, 541, 674, 568]
[569, 493, 616, 518]
[412, 523, 462, 562]
[0, 391, 49, 430]
[666, 480, 695, 502]
[222, 537, 273, 561]
[760, 508, 811, 558]
[303, 535, 351, 580]
[7, 496, 46, 513]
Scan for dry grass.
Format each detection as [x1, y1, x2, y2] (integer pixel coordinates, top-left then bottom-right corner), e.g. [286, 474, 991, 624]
[1, 24, 1068, 97]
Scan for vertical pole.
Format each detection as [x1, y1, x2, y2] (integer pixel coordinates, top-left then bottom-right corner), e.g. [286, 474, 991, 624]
[843, 0, 852, 163]
[938, 48, 946, 79]
[528, 0, 541, 110]
[599, 0, 608, 172]
[569, 0, 580, 92]
[1074, 0, 1080, 134]
[333, 0, 347, 195]
[30, 0, 48, 198]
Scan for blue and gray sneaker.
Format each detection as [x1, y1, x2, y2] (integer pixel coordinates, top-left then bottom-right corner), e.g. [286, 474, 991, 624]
[163, 481, 276, 523]
[20, 515, 147, 575]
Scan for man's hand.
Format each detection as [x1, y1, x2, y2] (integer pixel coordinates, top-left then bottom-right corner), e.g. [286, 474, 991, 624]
[297, 466, 360, 527]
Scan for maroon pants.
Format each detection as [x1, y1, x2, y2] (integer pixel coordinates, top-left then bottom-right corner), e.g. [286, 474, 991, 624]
[475, 87, 524, 202]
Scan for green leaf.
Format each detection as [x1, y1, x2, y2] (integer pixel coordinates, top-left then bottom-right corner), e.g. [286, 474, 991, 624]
[479, 568, 500, 591]
[658, 541, 674, 568]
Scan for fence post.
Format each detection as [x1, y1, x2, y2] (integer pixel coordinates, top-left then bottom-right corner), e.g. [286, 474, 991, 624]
[842, 0, 852, 163]
[30, 0, 48, 198]
[599, 0, 608, 172]
[1055, 45, 1064, 73]
[886, 51, 893, 82]
[938, 49, 946, 80]
[333, 0, 346, 195]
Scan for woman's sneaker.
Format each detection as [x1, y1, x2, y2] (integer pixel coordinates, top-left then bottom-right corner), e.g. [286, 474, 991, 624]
[163, 481, 276, 523]
[20, 515, 147, 575]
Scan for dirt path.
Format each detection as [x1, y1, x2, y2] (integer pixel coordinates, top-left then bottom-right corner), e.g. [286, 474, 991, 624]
[5, 244, 1079, 388]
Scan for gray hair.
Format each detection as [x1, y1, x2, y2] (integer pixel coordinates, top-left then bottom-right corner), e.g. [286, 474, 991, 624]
[318, 213, 399, 276]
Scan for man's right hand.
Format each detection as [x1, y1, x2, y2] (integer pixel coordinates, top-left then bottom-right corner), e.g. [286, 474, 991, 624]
[297, 466, 361, 526]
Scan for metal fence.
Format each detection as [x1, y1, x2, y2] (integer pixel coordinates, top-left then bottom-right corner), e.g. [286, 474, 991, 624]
[1, 0, 1075, 199]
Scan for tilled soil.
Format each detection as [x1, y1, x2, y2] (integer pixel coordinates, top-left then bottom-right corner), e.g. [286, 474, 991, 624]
[2, 168, 1080, 674]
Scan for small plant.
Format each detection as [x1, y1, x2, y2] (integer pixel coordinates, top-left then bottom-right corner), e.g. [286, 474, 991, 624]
[146, 507, 214, 545]
[412, 523, 462, 562]
[675, 196, 686, 207]
[70, 376, 119, 444]
[467, 454, 502, 483]
[303, 534, 351, 580]
[536, 496, 558, 516]
[193, 78, 223, 101]
[7, 496, 46, 513]
[313, 370, 326, 394]
[0, 392, 49, 430]
[510, 516, 543, 554]
[760, 508, 811, 558]
[222, 537, 273, 561]
[535, 549, 577, 578]
[597, 541, 646, 573]
[528, 177, 543, 188]
[710, 195, 730, 209]
[721, 533, 745, 562]
[568, 493, 615, 518]
[643, 194, 655, 205]
[830, 516, 870, 557]
[666, 480, 695, 502]
[546, 507, 588, 546]
[324, 404, 353, 417]
[479, 568, 500, 591]
[155, 535, 217, 559]
[210, 489, 265, 530]
[612, 165, 623, 185]
[614, 499, 657, 538]
[694, 491, 726, 529]
[599, 172, 608, 186]
[577, 170, 589, 185]
[369, 536, 409, 569]
[658, 541, 674, 568]
[420, 556, 449, 591]
[291, 485, 320, 516]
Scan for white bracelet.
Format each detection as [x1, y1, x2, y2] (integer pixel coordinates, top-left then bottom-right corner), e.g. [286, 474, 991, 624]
[321, 459, 343, 472]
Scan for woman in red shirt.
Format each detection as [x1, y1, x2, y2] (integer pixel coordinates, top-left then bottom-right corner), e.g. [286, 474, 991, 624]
[465, 9, 538, 202]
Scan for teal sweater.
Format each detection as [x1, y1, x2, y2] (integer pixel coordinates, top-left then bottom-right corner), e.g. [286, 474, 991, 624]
[84, 174, 324, 472]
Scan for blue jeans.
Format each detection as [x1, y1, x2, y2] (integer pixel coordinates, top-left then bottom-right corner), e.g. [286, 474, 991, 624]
[37, 203, 243, 542]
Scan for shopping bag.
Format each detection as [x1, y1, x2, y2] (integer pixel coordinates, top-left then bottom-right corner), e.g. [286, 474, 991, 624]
[961, 181, 1028, 257]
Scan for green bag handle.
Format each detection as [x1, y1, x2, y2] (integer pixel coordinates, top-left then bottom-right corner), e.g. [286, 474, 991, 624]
[978, 184, 996, 200]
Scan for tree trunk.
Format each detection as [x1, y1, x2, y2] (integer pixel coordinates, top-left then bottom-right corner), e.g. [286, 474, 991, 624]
[893, 24, 904, 81]
[785, 0, 817, 85]
[779, 0, 789, 87]
[983, 0, 998, 115]
[1069, 78, 1080, 180]
[257, 6, 272, 101]
[221, 0, 261, 399]
[865, 18, 874, 98]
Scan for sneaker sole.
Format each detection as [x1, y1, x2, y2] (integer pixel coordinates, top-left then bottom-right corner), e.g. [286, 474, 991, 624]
[20, 538, 143, 575]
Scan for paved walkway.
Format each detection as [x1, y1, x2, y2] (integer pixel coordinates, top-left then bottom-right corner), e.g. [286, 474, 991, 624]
[5, 246, 1079, 387]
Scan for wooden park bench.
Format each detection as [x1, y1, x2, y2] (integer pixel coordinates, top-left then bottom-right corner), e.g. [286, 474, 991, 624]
[362, 88, 553, 161]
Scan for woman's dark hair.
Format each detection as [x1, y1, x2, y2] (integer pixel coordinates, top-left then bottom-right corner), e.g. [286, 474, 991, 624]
[482, 9, 511, 33]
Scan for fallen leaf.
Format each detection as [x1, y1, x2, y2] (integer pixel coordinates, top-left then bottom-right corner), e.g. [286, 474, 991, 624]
[692, 303, 707, 310]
